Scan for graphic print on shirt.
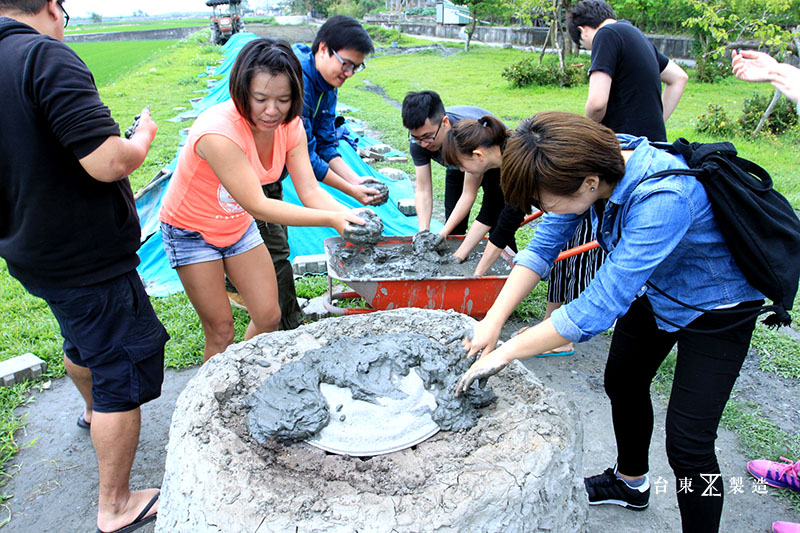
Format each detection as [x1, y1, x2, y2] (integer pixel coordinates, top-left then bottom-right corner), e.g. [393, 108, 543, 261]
[217, 184, 246, 219]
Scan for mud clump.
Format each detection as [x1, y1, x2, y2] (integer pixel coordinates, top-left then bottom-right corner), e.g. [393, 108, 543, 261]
[244, 333, 496, 443]
[343, 208, 384, 246]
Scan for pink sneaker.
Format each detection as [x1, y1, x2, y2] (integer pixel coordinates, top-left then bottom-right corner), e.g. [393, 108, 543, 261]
[773, 521, 800, 533]
[747, 457, 800, 493]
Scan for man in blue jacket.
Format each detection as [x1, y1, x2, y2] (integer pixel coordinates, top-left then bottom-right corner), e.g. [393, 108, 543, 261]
[292, 15, 382, 206]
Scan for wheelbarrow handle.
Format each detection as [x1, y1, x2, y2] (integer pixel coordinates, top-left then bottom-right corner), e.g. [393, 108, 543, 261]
[520, 210, 544, 227]
[323, 290, 376, 316]
[555, 240, 600, 262]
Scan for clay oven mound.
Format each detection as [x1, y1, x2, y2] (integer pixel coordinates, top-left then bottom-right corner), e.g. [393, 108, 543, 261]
[156, 309, 588, 532]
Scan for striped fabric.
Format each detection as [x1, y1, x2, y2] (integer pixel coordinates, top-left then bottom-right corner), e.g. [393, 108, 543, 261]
[547, 214, 607, 304]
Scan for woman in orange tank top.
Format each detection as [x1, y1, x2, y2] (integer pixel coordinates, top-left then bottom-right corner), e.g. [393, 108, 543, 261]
[160, 38, 364, 361]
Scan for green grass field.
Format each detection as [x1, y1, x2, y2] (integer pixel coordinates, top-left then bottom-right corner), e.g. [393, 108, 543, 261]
[67, 40, 179, 86]
[0, 36, 798, 510]
[65, 19, 208, 35]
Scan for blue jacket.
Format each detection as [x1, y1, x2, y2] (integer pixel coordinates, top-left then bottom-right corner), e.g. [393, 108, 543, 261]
[292, 43, 339, 181]
[514, 135, 764, 342]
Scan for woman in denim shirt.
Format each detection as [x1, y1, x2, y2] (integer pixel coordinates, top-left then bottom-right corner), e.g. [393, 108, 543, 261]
[456, 112, 763, 532]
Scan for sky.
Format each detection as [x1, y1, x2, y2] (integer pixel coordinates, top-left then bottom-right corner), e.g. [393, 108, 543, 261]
[64, 0, 213, 18]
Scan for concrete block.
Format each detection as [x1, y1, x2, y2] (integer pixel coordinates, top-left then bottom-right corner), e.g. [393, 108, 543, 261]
[0, 353, 46, 387]
[397, 198, 417, 216]
[370, 143, 392, 154]
[179, 113, 198, 122]
[386, 156, 408, 163]
[292, 254, 328, 275]
[378, 167, 405, 180]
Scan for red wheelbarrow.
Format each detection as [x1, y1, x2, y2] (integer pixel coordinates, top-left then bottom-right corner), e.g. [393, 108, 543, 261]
[322, 212, 601, 319]
[323, 235, 514, 319]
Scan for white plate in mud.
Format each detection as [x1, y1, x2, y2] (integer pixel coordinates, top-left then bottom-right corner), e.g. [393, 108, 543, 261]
[305, 367, 439, 456]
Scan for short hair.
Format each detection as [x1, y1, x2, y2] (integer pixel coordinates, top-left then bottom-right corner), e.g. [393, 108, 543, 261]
[0, 0, 47, 14]
[229, 38, 304, 127]
[566, 0, 617, 46]
[442, 115, 509, 167]
[501, 112, 625, 214]
[401, 90, 446, 130]
[312, 15, 374, 55]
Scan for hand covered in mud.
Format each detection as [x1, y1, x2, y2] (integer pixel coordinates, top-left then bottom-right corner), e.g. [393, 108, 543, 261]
[358, 178, 389, 206]
[412, 230, 446, 254]
[342, 208, 384, 246]
[461, 318, 501, 358]
[454, 350, 509, 397]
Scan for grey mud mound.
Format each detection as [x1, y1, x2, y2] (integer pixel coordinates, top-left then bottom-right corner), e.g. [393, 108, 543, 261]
[156, 309, 588, 532]
[329, 238, 512, 280]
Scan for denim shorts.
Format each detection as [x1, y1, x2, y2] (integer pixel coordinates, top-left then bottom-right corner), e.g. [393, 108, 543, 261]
[21, 271, 168, 413]
[160, 220, 264, 268]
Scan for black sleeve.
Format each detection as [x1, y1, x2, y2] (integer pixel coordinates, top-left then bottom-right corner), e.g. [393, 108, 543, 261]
[488, 204, 525, 251]
[26, 39, 120, 159]
[654, 42, 669, 72]
[588, 27, 620, 78]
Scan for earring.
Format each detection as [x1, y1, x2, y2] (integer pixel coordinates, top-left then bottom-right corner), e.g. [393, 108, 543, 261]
[591, 186, 595, 192]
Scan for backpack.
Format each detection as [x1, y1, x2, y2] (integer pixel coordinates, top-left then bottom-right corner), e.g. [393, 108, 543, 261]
[643, 138, 800, 329]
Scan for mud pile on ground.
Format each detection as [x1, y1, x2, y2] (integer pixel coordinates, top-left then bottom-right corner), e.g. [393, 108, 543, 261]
[156, 309, 587, 532]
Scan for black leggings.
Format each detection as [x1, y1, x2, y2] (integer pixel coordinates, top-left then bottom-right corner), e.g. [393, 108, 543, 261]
[605, 296, 761, 533]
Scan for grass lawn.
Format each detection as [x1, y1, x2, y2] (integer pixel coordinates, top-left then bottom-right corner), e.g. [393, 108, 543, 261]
[67, 40, 179, 86]
[0, 37, 798, 509]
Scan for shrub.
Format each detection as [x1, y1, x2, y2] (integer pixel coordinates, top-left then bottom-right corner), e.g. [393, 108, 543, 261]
[364, 24, 399, 44]
[501, 55, 588, 88]
[695, 103, 735, 136]
[738, 92, 799, 136]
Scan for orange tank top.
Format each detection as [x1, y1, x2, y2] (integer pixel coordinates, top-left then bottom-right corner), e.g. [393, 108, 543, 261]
[160, 100, 304, 246]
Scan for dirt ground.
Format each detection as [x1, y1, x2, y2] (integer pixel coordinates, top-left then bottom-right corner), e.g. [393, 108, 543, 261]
[1, 314, 798, 532]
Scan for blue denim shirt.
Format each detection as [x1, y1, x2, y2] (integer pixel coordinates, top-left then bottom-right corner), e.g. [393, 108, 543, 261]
[514, 135, 764, 342]
[292, 44, 339, 181]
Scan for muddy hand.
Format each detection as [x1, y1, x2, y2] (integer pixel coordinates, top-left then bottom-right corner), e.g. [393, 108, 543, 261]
[412, 230, 446, 254]
[445, 327, 473, 345]
[455, 356, 508, 397]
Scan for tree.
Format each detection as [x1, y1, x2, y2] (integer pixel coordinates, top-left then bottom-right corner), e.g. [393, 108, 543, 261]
[511, 0, 573, 70]
[451, 0, 512, 52]
[90, 12, 102, 23]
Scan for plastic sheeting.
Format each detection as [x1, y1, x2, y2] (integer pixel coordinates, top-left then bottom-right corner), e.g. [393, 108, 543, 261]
[135, 33, 438, 297]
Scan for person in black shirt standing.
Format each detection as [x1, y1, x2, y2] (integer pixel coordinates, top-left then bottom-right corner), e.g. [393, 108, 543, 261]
[0, 2, 167, 532]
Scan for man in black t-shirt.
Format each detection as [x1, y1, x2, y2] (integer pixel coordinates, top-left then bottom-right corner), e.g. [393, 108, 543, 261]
[567, 0, 687, 141]
[0, 2, 166, 532]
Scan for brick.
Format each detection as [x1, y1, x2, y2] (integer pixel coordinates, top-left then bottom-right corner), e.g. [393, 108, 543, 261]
[397, 198, 417, 216]
[386, 156, 408, 163]
[378, 168, 405, 180]
[292, 254, 328, 275]
[370, 143, 392, 154]
[0, 353, 46, 387]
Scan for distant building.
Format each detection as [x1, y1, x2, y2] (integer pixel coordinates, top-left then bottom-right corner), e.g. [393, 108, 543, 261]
[435, 0, 470, 25]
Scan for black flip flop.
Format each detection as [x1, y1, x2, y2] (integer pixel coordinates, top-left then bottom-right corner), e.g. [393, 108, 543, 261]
[76, 414, 90, 430]
[96, 491, 159, 533]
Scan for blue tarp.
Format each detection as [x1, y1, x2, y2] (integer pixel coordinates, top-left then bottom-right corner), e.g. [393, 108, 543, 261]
[135, 34, 438, 297]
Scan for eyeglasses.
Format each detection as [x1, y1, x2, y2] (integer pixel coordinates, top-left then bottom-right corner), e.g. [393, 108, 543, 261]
[409, 116, 444, 145]
[57, 0, 69, 28]
[331, 49, 365, 74]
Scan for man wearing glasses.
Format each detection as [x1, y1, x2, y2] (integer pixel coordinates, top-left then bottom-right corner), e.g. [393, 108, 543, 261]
[401, 90, 500, 237]
[291, 15, 382, 206]
[0, 1, 165, 532]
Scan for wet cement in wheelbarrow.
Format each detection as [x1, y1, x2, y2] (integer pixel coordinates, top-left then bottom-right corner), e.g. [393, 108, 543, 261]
[244, 333, 497, 443]
[329, 238, 512, 280]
